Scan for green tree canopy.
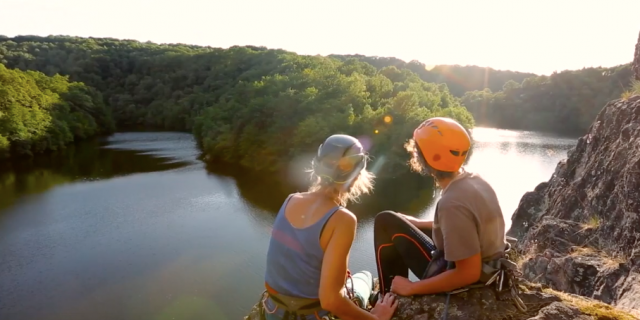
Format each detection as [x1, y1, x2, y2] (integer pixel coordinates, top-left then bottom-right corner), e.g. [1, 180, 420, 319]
[0, 64, 114, 159]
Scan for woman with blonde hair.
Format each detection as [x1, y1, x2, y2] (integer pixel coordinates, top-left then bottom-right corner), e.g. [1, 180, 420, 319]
[259, 134, 398, 320]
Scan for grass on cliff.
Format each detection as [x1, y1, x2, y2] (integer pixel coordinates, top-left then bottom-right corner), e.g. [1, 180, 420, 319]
[541, 288, 637, 320]
[621, 79, 640, 100]
[569, 246, 625, 267]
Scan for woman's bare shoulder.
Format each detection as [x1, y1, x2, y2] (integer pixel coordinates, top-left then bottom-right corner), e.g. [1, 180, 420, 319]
[332, 207, 357, 226]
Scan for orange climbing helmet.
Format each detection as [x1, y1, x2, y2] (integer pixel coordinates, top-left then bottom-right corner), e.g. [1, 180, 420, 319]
[412, 117, 471, 172]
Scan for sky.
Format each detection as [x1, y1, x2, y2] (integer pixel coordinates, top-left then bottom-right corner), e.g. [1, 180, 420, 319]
[2, 0, 639, 75]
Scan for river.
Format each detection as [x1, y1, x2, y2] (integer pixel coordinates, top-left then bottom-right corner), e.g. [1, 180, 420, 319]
[0, 128, 576, 320]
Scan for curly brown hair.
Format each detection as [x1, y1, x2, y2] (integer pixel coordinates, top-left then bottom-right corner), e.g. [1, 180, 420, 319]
[404, 139, 457, 181]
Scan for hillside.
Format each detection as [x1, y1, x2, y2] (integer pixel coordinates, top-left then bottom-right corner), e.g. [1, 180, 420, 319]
[461, 64, 634, 135]
[0, 35, 473, 176]
[329, 54, 537, 96]
[0, 35, 636, 167]
[330, 53, 635, 136]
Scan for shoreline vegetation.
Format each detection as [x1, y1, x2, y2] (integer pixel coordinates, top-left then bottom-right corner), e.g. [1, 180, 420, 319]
[0, 35, 636, 177]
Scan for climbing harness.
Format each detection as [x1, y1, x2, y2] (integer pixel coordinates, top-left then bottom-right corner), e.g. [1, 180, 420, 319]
[428, 240, 528, 320]
[258, 270, 367, 320]
[258, 288, 324, 320]
[344, 270, 367, 308]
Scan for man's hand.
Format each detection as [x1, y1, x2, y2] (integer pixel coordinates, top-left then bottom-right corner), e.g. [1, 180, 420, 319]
[390, 276, 416, 296]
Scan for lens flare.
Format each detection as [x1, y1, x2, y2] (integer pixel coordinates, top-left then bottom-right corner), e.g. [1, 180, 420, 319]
[356, 135, 372, 152]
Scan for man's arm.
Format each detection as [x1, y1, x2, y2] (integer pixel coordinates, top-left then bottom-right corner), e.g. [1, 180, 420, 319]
[405, 254, 482, 295]
[318, 209, 379, 320]
[400, 213, 433, 229]
[404, 202, 482, 295]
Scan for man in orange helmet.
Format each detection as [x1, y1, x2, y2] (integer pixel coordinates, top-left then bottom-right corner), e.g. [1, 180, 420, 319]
[372, 117, 509, 299]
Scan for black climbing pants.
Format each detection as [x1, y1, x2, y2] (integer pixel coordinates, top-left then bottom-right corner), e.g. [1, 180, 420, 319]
[373, 211, 437, 294]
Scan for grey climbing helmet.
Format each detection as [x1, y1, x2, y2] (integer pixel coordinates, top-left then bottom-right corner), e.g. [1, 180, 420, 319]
[313, 134, 367, 184]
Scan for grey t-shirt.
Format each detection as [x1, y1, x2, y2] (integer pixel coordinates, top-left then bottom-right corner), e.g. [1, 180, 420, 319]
[432, 171, 506, 262]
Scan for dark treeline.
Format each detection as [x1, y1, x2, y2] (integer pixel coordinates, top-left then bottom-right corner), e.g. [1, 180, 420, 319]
[461, 65, 635, 135]
[331, 54, 636, 136]
[0, 35, 636, 173]
[329, 54, 537, 97]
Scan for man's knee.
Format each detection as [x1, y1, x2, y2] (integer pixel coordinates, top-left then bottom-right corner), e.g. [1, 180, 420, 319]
[374, 210, 400, 225]
[375, 211, 411, 230]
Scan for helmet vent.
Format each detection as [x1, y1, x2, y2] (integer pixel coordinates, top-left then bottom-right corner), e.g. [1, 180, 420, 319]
[450, 150, 469, 157]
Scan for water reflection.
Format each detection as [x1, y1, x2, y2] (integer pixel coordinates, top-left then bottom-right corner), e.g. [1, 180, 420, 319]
[204, 161, 288, 216]
[204, 158, 438, 224]
[0, 135, 193, 211]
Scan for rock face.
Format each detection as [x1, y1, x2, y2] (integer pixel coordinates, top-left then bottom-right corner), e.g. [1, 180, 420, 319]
[634, 30, 640, 81]
[507, 94, 640, 318]
[243, 283, 628, 320]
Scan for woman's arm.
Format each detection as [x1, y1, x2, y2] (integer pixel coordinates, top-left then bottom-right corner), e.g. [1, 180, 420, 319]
[318, 210, 380, 320]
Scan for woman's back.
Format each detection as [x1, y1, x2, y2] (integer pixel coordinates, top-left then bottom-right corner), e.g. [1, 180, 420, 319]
[264, 192, 342, 298]
[257, 134, 398, 320]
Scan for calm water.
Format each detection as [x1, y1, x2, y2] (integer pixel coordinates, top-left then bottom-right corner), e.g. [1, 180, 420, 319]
[0, 128, 576, 320]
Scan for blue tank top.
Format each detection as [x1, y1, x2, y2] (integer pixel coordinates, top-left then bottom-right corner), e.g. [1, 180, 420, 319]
[264, 193, 342, 298]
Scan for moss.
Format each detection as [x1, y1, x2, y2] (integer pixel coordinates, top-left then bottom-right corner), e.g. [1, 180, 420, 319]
[542, 288, 637, 320]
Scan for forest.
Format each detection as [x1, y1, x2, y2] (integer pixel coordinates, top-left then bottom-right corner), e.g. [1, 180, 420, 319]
[0, 35, 636, 175]
[0, 63, 114, 159]
[332, 55, 634, 136]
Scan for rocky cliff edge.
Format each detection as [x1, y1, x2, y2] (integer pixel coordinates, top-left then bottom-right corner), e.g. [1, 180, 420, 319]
[507, 98, 640, 319]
